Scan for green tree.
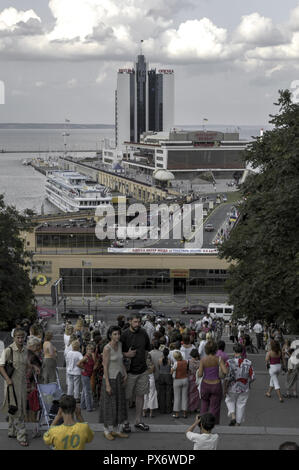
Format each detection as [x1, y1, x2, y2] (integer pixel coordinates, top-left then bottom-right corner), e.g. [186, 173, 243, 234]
[0, 195, 37, 329]
[219, 90, 299, 331]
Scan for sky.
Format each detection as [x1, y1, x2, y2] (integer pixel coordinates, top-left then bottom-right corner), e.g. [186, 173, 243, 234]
[0, 0, 299, 125]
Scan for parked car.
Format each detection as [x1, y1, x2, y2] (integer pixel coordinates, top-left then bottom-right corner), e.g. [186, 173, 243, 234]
[181, 304, 207, 315]
[139, 308, 166, 318]
[111, 239, 125, 248]
[62, 309, 85, 320]
[125, 299, 152, 310]
[204, 224, 215, 232]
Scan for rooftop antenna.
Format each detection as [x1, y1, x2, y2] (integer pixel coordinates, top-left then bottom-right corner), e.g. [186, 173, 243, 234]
[140, 39, 144, 55]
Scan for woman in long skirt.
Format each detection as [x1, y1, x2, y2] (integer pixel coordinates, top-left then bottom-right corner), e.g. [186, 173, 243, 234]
[99, 326, 128, 441]
[157, 348, 173, 414]
[188, 349, 201, 412]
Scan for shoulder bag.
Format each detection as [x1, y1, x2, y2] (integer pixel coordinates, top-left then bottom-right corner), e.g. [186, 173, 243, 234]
[7, 384, 18, 415]
[4, 347, 15, 378]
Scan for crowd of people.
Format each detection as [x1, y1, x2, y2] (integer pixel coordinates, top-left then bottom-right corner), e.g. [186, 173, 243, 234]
[0, 312, 298, 450]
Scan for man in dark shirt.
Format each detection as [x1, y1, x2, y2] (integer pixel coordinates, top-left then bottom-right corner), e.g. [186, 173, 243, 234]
[121, 315, 151, 432]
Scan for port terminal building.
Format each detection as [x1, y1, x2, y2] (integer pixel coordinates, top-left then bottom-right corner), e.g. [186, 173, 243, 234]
[23, 219, 230, 298]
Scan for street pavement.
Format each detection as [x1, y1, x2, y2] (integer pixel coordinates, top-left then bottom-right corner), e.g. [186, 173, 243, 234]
[0, 314, 298, 451]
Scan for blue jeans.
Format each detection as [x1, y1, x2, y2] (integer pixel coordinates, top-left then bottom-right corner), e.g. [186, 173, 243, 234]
[81, 375, 93, 411]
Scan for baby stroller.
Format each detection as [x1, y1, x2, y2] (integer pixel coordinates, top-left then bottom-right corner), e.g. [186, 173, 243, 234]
[34, 369, 64, 428]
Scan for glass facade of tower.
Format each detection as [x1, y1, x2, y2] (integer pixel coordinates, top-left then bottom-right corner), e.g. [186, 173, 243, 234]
[136, 55, 147, 142]
[148, 71, 163, 132]
[130, 73, 135, 142]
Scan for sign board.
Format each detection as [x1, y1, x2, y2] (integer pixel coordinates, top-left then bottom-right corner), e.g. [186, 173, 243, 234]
[108, 248, 218, 254]
[170, 269, 189, 278]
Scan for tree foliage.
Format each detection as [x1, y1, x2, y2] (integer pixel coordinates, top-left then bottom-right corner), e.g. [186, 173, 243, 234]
[0, 195, 37, 329]
[219, 90, 299, 331]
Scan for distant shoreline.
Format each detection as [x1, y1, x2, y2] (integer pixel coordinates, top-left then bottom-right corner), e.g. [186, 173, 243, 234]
[0, 123, 114, 130]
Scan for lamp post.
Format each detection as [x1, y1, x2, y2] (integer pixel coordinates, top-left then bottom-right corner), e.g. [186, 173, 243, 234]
[52, 278, 63, 324]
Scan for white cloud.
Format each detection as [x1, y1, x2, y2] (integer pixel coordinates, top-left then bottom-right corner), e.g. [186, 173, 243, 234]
[247, 32, 299, 61]
[234, 13, 287, 46]
[289, 4, 299, 30]
[0, 7, 41, 32]
[161, 18, 228, 61]
[0, 0, 298, 83]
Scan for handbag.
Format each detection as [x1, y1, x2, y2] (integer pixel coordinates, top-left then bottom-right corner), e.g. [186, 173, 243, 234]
[7, 384, 18, 415]
[4, 347, 14, 378]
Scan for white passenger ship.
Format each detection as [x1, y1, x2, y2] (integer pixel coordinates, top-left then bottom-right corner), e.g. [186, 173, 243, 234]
[45, 171, 112, 212]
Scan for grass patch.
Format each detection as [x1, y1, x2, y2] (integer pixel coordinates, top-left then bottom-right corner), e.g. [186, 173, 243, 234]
[225, 190, 242, 204]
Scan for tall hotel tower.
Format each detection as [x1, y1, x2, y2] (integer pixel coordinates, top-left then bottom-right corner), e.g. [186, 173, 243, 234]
[115, 54, 174, 149]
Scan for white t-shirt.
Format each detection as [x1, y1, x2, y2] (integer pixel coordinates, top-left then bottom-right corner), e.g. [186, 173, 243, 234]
[253, 323, 263, 334]
[186, 431, 219, 450]
[64, 334, 71, 348]
[202, 316, 212, 326]
[198, 340, 207, 359]
[290, 340, 299, 350]
[180, 344, 196, 361]
[66, 350, 83, 375]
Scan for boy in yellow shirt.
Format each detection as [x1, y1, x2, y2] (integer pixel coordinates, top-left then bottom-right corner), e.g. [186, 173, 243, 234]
[43, 395, 94, 450]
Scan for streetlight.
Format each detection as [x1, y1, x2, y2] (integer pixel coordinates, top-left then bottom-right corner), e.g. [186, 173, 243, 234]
[51, 278, 63, 324]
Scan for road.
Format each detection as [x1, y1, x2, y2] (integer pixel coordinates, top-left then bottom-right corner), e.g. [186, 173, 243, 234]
[124, 201, 236, 249]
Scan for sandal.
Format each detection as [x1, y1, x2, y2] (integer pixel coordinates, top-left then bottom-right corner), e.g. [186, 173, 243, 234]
[18, 441, 29, 447]
[265, 393, 271, 398]
[134, 422, 149, 431]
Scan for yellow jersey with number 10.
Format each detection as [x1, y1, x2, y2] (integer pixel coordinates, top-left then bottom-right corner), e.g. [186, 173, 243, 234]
[43, 423, 94, 450]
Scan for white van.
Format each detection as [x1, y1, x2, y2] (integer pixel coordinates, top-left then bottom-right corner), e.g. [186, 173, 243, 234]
[208, 303, 234, 321]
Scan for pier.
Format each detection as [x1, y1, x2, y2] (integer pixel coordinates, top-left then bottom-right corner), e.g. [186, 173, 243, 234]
[0, 149, 99, 154]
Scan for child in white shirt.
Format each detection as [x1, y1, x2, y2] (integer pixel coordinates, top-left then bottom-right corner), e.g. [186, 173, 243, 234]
[66, 340, 83, 400]
[186, 413, 219, 450]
